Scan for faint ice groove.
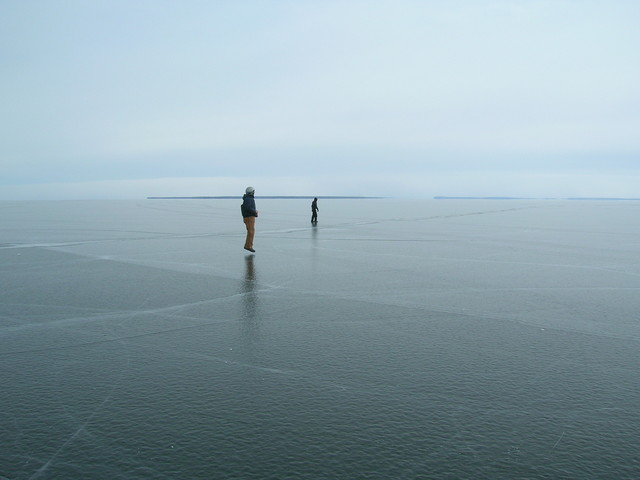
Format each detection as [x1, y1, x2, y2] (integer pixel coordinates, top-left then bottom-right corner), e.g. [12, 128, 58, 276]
[0, 289, 288, 357]
[0, 284, 286, 356]
[285, 287, 640, 343]
[351, 206, 537, 227]
[264, 235, 443, 243]
[259, 206, 537, 235]
[129, 342, 356, 393]
[0, 289, 286, 356]
[100, 257, 249, 278]
[0, 289, 273, 336]
[0, 302, 113, 314]
[0, 241, 118, 250]
[28, 356, 131, 480]
[0, 317, 232, 357]
[130, 341, 297, 376]
[28, 416, 94, 478]
[0, 230, 233, 251]
[416, 286, 640, 293]
[553, 431, 565, 449]
[436, 256, 640, 278]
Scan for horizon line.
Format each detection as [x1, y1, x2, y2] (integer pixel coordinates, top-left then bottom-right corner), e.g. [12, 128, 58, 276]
[147, 195, 387, 200]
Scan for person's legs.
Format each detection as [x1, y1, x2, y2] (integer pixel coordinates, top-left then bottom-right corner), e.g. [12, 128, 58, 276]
[243, 216, 255, 249]
[311, 211, 317, 223]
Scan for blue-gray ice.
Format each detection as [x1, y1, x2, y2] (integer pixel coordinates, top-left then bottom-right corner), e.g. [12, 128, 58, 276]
[1, 199, 639, 479]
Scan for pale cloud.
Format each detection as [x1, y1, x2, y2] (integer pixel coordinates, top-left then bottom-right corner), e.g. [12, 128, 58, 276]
[2, 170, 638, 201]
[1, 0, 639, 199]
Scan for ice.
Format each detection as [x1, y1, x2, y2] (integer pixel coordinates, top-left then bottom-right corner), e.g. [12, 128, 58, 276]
[1, 199, 640, 479]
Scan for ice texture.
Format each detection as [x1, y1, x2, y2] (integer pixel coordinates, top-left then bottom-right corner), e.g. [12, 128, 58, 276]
[1, 199, 639, 479]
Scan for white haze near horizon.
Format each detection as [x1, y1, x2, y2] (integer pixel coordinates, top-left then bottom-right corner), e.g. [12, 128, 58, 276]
[1, 0, 639, 200]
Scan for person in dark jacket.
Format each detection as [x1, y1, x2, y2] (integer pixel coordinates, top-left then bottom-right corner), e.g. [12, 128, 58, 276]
[311, 197, 319, 224]
[241, 187, 258, 252]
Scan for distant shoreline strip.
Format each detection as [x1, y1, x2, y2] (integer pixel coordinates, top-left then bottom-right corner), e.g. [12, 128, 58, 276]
[147, 196, 385, 200]
[147, 196, 639, 201]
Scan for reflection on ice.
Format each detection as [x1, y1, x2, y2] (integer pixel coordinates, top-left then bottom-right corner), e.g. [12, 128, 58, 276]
[238, 254, 260, 360]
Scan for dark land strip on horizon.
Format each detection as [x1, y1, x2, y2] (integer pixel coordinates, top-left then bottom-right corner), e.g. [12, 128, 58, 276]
[147, 196, 386, 200]
[147, 196, 640, 201]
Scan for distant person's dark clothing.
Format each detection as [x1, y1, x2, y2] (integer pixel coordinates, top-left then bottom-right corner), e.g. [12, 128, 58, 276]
[311, 198, 319, 224]
[241, 188, 258, 252]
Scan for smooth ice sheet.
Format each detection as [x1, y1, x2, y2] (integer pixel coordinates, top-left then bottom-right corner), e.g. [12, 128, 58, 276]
[1, 199, 639, 479]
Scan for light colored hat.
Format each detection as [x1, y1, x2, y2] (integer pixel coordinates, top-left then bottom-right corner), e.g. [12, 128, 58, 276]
[245, 186, 255, 194]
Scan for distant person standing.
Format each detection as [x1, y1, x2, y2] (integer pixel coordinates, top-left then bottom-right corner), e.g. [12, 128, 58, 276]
[241, 187, 258, 252]
[311, 197, 319, 224]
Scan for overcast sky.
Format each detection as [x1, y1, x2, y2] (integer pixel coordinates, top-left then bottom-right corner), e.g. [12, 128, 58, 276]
[1, 0, 639, 199]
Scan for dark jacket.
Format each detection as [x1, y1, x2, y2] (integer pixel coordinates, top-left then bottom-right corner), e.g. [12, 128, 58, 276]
[241, 194, 257, 218]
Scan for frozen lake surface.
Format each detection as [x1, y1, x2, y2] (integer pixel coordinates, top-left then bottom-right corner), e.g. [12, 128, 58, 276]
[1, 199, 639, 479]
